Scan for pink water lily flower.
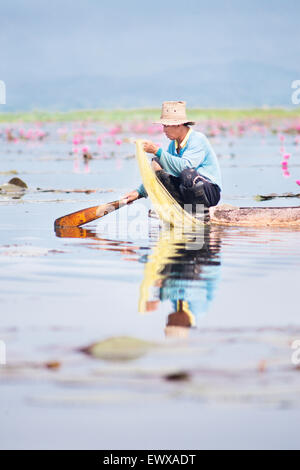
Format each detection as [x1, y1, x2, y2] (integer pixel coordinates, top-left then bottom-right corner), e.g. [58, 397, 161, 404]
[81, 146, 90, 154]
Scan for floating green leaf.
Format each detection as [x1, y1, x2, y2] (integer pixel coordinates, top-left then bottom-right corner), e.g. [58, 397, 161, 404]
[80, 336, 156, 362]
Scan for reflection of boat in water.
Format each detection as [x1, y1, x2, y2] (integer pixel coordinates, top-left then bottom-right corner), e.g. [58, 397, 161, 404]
[138, 226, 223, 335]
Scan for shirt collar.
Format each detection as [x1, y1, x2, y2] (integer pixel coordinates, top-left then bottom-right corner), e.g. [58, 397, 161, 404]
[175, 128, 192, 150]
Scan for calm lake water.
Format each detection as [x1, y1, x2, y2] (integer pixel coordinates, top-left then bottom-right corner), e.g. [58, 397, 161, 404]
[1, 121, 300, 449]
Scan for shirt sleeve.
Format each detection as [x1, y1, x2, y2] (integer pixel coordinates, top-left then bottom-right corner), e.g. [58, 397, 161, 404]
[158, 140, 206, 176]
[136, 183, 148, 198]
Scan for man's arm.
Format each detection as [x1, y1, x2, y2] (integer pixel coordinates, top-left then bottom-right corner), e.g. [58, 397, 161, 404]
[158, 143, 206, 176]
[144, 139, 206, 177]
[137, 184, 147, 198]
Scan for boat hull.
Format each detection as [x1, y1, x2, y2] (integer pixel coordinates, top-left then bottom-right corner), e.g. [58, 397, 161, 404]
[210, 204, 300, 227]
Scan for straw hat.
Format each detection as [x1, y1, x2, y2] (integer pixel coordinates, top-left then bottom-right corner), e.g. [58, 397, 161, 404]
[154, 101, 195, 126]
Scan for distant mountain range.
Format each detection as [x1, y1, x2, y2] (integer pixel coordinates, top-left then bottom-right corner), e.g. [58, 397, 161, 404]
[3, 60, 300, 111]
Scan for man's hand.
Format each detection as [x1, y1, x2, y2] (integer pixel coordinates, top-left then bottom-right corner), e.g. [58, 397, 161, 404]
[122, 190, 140, 204]
[143, 141, 159, 155]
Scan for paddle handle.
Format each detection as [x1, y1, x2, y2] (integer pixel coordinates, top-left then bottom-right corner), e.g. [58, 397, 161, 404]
[54, 199, 126, 228]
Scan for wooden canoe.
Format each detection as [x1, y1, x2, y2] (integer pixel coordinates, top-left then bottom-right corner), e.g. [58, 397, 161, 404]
[209, 204, 300, 227]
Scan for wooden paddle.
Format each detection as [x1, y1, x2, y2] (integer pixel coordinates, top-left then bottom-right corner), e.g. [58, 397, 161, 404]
[54, 198, 129, 228]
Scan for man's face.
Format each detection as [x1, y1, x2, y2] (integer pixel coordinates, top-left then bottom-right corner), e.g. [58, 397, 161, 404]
[163, 125, 183, 140]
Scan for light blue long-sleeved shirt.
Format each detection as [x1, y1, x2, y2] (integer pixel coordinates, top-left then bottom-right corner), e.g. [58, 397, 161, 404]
[137, 129, 222, 198]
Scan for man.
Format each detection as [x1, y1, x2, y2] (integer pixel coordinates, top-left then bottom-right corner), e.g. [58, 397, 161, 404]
[123, 101, 222, 211]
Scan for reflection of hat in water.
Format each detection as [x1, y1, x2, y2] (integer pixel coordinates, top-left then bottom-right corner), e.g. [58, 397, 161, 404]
[166, 311, 192, 328]
[154, 101, 195, 126]
[164, 301, 195, 338]
[167, 300, 196, 327]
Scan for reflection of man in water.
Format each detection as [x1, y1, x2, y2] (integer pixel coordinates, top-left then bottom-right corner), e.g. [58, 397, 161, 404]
[142, 227, 222, 337]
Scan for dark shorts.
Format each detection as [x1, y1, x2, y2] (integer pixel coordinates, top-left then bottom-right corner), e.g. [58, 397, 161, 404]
[153, 162, 221, 209]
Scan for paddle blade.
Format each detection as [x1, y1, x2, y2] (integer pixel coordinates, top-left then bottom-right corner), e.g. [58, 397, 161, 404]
[54, 200, 122, 228]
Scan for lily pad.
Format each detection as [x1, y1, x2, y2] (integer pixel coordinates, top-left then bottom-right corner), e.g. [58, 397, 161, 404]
[0, 177, 28, 196]
[80, 336, 156, 362]
[164, 371, 190, 382]
[7, 177, 27, 188]
[0, 170, 18, 176]
[255, 192, 300, 201]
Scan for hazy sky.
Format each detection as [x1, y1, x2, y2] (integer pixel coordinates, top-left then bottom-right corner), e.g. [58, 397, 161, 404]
[1, 0, 300, 82]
